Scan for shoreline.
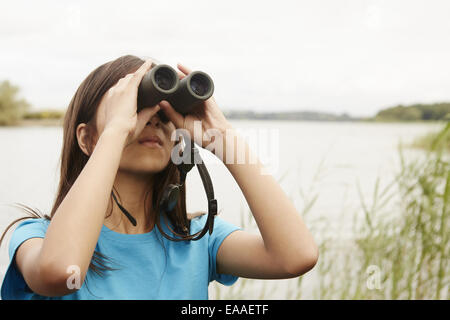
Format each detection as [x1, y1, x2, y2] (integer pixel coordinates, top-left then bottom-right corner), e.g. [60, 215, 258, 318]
[0, 118, 446, 128]
[12, 118, 63, 127]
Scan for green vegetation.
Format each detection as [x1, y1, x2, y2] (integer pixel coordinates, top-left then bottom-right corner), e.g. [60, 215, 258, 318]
[0, 80, 65, 126]
[225, 103, 450, 122]
[320, 125, 449, 299]
[411, 122, 450, 152]
[2, 78, 450, 124]
[214, 124, 449, 299]
[0, 80, 30, 126]
[23, 109, 65, 120]
[342, 124, 449, 299]
[224, 110, 355, 121]
[375, 103, 450, 122]
[318, 126, 449, 299]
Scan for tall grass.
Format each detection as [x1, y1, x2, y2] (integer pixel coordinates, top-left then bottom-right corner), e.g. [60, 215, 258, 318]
[314, 123, 449, 299]
[212, 123, 449, 300]
[411, 122, 450, 153]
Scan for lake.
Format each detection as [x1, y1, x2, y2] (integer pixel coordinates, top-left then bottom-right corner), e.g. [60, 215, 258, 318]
[0, 120, 443, 299]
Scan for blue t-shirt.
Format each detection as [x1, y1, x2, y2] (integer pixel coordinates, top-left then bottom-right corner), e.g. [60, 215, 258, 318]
[1, 214, 241, 300]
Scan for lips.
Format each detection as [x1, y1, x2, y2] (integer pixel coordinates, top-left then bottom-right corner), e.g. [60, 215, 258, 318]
[138, 134, 163, 147]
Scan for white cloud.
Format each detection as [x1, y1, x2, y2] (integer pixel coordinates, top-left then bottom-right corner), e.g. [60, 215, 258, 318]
[1, 0, 449, 116]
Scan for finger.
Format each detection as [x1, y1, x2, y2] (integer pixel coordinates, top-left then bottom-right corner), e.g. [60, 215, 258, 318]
[113, 73, 134, 90]
[119, 74, 133, 81]
[132, 105, 161, 141]
[122, 73, 134, 83]
[107, 86, 115, 97]
[177, 63, 192, 75]
[137, 58, 154, 74]
[131, 59, 154, 84]
[177, 71, 187, 80]
[139, 103, 160, 121]
[159, 100, 184, 129]
[115, 74, 131, 85]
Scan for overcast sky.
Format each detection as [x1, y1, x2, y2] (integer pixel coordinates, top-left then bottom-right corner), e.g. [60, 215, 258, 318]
[1, 0, 449, 117]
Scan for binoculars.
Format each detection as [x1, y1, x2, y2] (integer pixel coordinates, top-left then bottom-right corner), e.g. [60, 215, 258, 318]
[137, 63, 214, 122]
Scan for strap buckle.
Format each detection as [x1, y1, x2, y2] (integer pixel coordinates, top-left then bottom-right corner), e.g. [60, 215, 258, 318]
[208, 199, 217, 235]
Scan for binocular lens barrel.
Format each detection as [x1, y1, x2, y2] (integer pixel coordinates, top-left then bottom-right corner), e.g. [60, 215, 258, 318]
[137, 64, 179, 111]
[191, 73, 211, 96]
[137, 63, 214, 121]
[165, 71, 214, 116]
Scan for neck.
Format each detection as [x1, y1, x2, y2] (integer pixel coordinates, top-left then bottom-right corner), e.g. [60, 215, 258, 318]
[104, 170, 156, 234]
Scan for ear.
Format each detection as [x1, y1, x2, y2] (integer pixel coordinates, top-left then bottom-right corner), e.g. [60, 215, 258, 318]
[76, 123, 95, 156]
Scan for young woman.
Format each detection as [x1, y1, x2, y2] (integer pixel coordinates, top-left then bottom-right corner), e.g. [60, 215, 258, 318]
[0, 55, 318, 299]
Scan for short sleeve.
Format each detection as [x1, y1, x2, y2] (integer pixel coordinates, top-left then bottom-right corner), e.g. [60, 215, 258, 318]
[1, 218, 49, 300]
[207, 215, 241, 286]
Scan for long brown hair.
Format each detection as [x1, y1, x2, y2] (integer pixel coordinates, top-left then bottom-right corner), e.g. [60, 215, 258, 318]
[0, 55, 193, 276]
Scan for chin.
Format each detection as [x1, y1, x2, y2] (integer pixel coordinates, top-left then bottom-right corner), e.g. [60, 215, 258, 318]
[119, 162, 169, 175]
[123, 143, 172, 166]
[120, 154, 170, 174]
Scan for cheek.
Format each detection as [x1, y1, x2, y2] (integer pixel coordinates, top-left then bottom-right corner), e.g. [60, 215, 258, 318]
[165, 123, 176, 138]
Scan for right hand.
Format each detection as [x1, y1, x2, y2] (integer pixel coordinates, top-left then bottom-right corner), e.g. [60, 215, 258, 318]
[97, 58, 161, 146]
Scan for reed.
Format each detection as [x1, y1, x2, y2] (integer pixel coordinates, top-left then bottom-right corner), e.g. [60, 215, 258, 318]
[212, 123, 449, 299]
[411, 122, 450, 152]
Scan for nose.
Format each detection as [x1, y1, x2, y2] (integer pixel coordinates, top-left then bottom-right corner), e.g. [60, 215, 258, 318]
[146, 113, 161, 127]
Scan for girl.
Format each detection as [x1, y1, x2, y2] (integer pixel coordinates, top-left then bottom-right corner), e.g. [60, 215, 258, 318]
[0, 55, 318, 299]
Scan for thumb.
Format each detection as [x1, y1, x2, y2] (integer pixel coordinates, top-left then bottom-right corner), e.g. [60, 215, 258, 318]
[159, 100, 184, 129]
[131, 105, 160, 142]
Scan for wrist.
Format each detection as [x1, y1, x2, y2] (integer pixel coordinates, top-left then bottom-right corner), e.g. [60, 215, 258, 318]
[100, 126, 129, 147]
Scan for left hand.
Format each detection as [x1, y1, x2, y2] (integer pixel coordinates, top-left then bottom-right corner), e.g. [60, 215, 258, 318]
[158, 63, 234, 155]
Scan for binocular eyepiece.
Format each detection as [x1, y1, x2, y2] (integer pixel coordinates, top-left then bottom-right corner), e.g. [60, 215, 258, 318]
[137, 63, 214, 122]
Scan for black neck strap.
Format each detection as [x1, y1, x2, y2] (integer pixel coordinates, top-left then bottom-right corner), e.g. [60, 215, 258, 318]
[111, 191, 137, 226]
[111, 140, 217, 241]
[159, 141, 217, 241]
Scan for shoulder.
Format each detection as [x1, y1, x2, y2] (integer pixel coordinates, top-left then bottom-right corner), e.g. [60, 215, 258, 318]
[12, 218, 49, 236]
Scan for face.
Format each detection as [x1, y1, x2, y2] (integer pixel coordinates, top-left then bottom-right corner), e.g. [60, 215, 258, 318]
[84, 62, 178, 176]
[119, 112, 176, 175]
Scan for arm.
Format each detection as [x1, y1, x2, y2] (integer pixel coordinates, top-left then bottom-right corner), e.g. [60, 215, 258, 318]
[159, 63, 318, 280]
[216, 130, 319, 278]
[16, 128, 128, 296]
[14, 59, 156, 296]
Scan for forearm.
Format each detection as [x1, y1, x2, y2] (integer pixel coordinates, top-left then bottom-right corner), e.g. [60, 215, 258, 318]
[223, 130, 318, 271]
[39, 128, 127, 279]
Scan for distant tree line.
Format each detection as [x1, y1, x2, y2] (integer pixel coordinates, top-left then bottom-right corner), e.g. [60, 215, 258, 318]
[223, 110, 355, 121]
[0, 80, 65, 126]
[23, 109, 65, 120]
[0, 80, 30, 125]
[225, 103, 450, 122]
[375, 103, 450, 121]
[1, 79, 450, 125]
